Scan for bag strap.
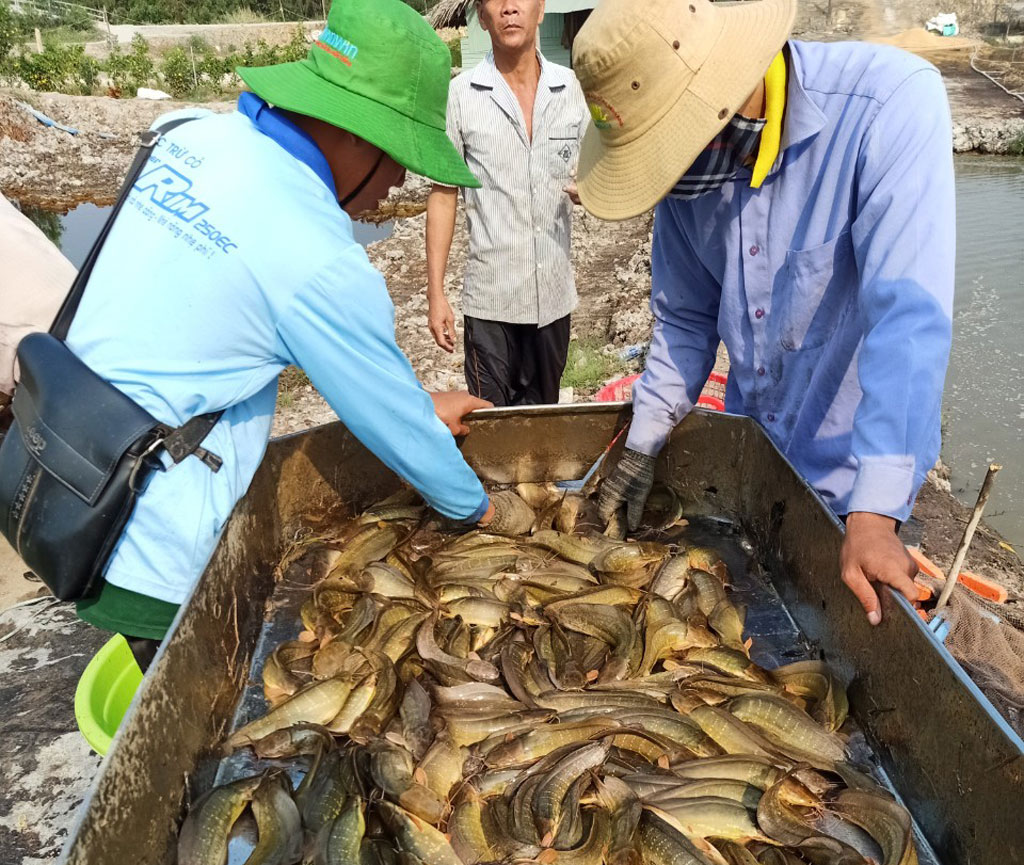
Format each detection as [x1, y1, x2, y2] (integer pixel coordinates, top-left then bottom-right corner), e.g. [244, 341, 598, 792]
[49, 117, 225, 472]
[50, 117, 193, 339]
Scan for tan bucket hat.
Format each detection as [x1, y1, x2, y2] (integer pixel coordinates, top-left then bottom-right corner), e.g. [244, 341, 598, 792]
[573, 0, 797, 220]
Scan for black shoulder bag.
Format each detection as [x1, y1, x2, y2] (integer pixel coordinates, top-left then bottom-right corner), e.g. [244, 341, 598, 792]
[0, 122, 224, 601]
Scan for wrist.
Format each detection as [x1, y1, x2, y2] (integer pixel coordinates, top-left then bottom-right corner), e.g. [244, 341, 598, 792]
[478, 501, 495, 527]
[845, 511, 897, 531]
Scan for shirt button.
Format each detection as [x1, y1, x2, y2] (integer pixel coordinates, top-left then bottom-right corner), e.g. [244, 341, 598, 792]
[757, 366, 765, 376]
[536, 226, 541, 233]
[767, 412, 776, 422]
[754, 308, 765, 319]
[749, 245, 759, 256]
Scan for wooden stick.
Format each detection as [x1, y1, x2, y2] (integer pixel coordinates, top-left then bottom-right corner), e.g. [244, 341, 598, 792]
[936, 463, 1002, 610]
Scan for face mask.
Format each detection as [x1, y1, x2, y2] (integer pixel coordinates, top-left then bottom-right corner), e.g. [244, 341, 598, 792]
[668, 113, 766, 200]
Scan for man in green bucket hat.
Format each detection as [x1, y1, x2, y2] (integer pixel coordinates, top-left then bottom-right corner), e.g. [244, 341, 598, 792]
[67, 0, 520, 670]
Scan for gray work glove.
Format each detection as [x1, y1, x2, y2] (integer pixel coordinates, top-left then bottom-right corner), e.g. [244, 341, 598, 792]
[598, 448, 657, 532]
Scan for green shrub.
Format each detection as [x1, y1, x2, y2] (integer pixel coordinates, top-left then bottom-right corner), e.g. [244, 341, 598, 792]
[160, 46, 194, 97]
[239, 37, 280, 67]
[223, 7, 269, 24]
[447, 36, 462, 69]
[0, 2, 17, 66]
[105, 34, 154, 95]
[279, 25, 308, 63]
[60, 5, 95, 33]
[15, 41, 97, 94]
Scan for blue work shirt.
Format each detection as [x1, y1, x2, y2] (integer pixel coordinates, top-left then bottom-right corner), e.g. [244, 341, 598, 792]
[66, 94, 488, 605]
[629, 41, 955, 523]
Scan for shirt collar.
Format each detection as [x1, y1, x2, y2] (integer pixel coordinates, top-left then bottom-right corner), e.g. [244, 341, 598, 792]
[779, 42, 828, 154]
[470, 50, 567, 92]
[237, 92, 337, 197]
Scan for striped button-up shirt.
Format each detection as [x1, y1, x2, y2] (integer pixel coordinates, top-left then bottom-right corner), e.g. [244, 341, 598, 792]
[446, 52, 588, 326]
[629, 41, 955, 523]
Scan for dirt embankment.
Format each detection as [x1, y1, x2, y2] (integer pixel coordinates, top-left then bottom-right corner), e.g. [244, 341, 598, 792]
[0, 92, 235, 210]
[270, 208, 656, 434]
[4, 0, 1024, 211]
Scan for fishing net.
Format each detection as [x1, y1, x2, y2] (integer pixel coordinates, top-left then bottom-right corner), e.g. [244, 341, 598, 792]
[939, 588, 1024, 737]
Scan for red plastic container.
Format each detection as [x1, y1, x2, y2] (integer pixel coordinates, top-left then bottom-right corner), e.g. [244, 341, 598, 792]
[595, 371, 727, 411]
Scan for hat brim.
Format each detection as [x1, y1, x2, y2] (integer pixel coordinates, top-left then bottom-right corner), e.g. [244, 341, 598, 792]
[578, 0, 797, 220]
[237, 61, 481, 189]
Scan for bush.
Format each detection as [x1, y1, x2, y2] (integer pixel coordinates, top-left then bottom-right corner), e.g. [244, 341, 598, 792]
[222, 6, 269, 24]
[279, 25, 308, 63]
[0, 2, 19, 64]
[106, 33, 154, 95]
[239, 37, 279, 68]
[160, 46, 194, 97]
[14, 41, 98, 94]
[447, 36, 462, 69]
[60, 5, 95, 33]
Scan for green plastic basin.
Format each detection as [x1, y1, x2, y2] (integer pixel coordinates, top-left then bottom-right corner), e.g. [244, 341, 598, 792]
[74, 633, 143, 756]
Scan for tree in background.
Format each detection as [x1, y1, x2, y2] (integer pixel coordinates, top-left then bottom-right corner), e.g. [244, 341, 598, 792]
[98, 0, 438, 25]
[0, 2, 17, 66]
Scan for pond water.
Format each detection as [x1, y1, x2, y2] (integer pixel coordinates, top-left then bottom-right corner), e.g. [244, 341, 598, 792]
[24, 201, 394, 270]
[945, 155, 1024, 546]
[18, 157, 1024, 543]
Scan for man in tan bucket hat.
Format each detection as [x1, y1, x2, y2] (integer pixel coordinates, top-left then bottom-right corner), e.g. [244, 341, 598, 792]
[576, 0, 956, 625]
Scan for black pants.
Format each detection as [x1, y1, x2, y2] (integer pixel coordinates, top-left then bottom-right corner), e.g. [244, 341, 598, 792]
[463, 315, 570, 407]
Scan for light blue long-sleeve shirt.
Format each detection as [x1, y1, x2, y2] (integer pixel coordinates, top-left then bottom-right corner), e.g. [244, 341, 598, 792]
[628, 41, 955, 523]
[65, 96, 488, 605]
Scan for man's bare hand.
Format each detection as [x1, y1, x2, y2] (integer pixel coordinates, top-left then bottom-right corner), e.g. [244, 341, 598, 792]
[563, 180, 581, 206]
[430, 391, 492, 436]
[428, 295, 456, 353]
[840, 511, 919, 625]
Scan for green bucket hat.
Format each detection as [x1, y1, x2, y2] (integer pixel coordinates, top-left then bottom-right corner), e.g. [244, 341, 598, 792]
[237, 0, 479, 188]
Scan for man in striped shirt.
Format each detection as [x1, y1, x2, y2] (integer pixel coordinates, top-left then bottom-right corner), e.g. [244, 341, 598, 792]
[425, 0, 589, 405]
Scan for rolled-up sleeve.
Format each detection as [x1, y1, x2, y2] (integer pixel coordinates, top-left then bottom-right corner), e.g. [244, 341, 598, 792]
[276, 246, 488, 522]
[846, 68, 955, 521]
[627, 202, 723, 456]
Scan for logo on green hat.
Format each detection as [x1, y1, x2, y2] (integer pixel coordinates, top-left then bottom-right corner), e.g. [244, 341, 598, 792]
[315, 26, 360, 67]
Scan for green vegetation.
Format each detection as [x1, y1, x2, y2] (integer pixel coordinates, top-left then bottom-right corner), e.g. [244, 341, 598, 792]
[446, 36, 461, 69]
[222, 6, 271, 24]
[104, 33, 154, 95]
[11, 40, 98, 93]
[560, 338, 624, 393]
[1009, 130, 1024, 157]
[0, 0, 459, 99]
[0, 11, 310, 100]
[72, 1, 433, 26]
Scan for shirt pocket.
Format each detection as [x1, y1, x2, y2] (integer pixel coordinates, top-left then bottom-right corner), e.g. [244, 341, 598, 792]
[547, 123, 581, 180]
[778, 231, 855, 352]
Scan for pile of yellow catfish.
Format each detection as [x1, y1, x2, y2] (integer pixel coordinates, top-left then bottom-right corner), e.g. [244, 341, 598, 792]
[178, 484, 918, 865]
